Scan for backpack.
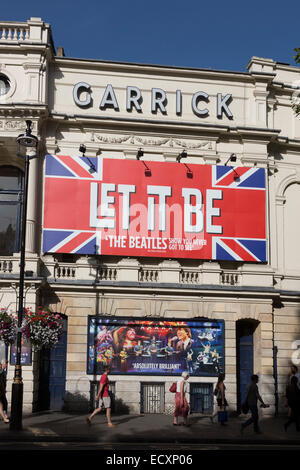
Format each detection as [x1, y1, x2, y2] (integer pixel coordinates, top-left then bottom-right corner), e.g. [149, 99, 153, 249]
[169, 382, 177, 393]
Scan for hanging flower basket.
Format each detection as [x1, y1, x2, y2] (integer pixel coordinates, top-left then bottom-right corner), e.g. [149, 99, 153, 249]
[21, 307, 64, 351]
[0, 309, 17, 345]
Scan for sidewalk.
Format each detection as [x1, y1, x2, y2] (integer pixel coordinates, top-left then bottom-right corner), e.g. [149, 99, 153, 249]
[0, 411, 299, 447]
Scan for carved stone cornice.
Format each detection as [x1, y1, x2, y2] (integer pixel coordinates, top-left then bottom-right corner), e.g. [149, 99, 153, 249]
[0, 106, 48, 120]
[0, 117, 38, 132]
[94, 133, 215, 151]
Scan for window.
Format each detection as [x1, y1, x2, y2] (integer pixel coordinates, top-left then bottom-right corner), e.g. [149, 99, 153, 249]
[190, 383, 213, 414]
[0, 75, 11, 97]
[283, 183, 300, 272]
[0, 166, 23, 255]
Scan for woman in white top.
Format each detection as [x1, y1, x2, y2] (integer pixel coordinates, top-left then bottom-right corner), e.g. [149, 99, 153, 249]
[173, 371, 190, 426]
[210, 373, 227, 424]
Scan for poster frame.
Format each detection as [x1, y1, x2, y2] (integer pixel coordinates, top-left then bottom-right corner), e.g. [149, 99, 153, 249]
[86, 315, 225, 377]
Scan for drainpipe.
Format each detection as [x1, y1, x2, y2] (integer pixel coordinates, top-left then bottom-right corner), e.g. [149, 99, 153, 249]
[273, 345, 279, 417]
[272, 301, 279, 417]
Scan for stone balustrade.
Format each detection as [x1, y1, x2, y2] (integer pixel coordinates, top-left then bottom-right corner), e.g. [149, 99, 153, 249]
[0, 254, 280, 290]
[180, 269, 200, 284]
[0, 18, 51, 45]
[54, 263, 77, 280]
[220, 271, 240, 286]
[96, 265, 117, 281]
[0, 24, 29, 41]
[0, 257, 19, 274]
[139, 267, 160, 283]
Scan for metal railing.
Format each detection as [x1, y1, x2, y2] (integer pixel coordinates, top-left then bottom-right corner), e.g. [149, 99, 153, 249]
[141, 383, 165, 413]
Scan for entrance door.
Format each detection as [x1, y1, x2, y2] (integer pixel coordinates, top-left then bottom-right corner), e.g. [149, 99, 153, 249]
[236, 320, 258, 412]
[38, 318, 67, 411]
[141, 383, 165, 413]
[239, 335, 253, 406]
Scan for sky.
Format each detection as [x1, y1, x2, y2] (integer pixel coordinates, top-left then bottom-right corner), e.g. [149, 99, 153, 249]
[2, 0, 300, 72]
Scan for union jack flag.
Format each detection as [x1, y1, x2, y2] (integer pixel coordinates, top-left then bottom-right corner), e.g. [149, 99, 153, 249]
[43, 154, 103, 255]
[211, 165, 266, 262]
[212, 165, 266, 190]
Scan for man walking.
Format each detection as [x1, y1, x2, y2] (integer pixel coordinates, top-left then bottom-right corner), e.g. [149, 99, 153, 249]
[241, 374, 268, 434]
[87, 366, 115, 427]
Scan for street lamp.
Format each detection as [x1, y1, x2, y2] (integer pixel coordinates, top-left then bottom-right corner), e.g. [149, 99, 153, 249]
[10, 120, 38, 430]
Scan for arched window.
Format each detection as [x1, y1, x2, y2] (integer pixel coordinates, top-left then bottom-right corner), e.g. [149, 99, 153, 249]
[0, 165, 23, 255]
[283, 183, 300, 272]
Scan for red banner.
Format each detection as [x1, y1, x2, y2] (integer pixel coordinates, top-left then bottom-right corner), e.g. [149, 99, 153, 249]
[43, 155, 266, 261]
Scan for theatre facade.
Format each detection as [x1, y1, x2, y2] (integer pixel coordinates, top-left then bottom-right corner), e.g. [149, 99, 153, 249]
[1, 17, 300, 416]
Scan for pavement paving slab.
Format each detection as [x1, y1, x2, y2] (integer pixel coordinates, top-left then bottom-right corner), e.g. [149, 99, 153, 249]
[0, 411, 299, 447]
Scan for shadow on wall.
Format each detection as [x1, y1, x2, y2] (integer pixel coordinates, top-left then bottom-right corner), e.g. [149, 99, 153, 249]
[63, 391, 130, 415]
[63, 391, 89, 412]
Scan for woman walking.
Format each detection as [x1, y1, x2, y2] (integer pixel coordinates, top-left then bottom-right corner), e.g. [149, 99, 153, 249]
[211, 373, 228, 425]
[173, 371, 190, 426]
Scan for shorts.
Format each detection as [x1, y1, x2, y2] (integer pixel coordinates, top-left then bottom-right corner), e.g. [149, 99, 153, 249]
[99, 396, 111, 409]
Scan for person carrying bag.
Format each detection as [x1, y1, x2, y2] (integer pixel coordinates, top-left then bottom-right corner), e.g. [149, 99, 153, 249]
[240, 375, 268, 435]
[217, 383, 228, 425]
[211, 373, 228, 425]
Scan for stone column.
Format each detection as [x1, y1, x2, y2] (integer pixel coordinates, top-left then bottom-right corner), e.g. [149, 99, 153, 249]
[25, 154, 38, 254]
[275, 195, 286, 275]
[224, 319, 237, 411]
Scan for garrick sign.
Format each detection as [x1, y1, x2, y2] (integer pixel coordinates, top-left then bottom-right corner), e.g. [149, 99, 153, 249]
[73, 82, 234, 119]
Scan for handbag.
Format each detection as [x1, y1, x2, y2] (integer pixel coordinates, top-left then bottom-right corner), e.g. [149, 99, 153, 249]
[169, 382, 177, 393]
[218, 410, 228, 422]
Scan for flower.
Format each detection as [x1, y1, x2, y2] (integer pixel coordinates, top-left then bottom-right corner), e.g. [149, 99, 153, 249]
[21, 307, 63, 351]
[0, 309, 17, 345]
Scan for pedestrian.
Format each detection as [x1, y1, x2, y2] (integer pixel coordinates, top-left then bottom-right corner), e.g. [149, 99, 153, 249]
[210, 373, 228, 425]
[241, 374, 268, 435]
[87, 366, 115, 427]
[284, 376, 300, 432]
[286, 365, 300, 418]
[173, 371, 190, 426]
[0, 361, 9, 423]
[287, 365, 300, 389]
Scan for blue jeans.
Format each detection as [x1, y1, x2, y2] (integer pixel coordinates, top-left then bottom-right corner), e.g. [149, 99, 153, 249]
[242, 405, 259, 432]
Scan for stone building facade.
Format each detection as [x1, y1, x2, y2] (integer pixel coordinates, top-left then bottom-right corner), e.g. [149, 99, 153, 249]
[0, 17, 300, 416]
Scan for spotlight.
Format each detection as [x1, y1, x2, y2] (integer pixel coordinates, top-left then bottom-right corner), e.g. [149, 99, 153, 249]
[79, 144, 86, 155]
[136, 148, 150, 175]
[136, 148, 144, 160]
[225, 154, 237, 166]
[79, 144, 96, 173]
[186, 167, 193, 179]
[176, 150, 187, 163]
